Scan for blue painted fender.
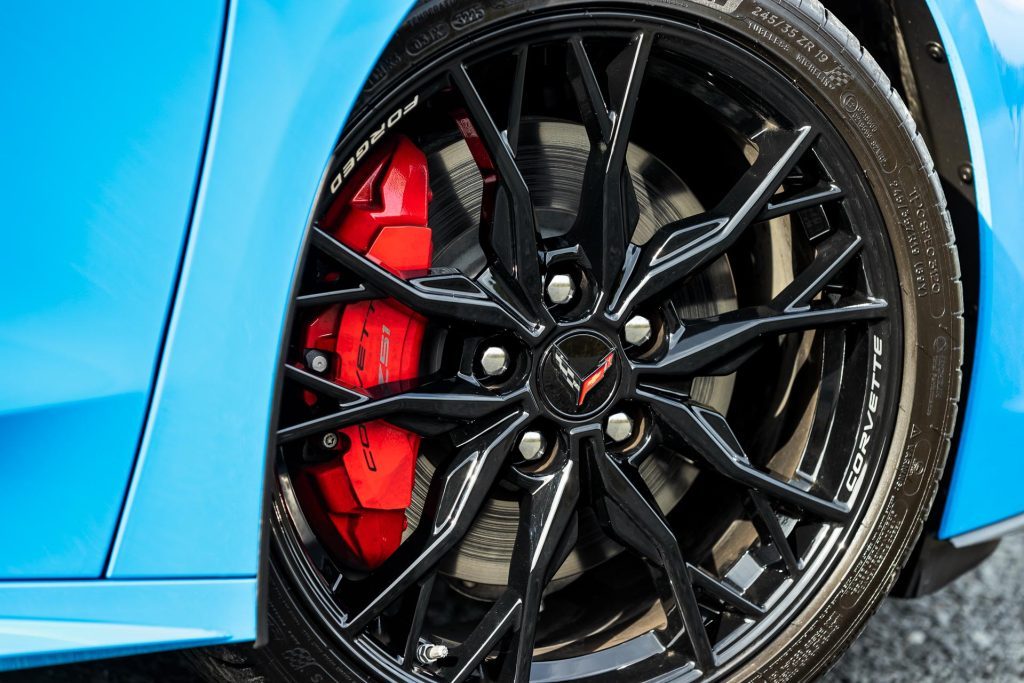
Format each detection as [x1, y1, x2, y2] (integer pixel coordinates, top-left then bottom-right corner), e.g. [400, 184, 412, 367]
[106, 0, 418, 578]
[0, 0, 224, 580]
[925, 0, 1024, 541]
[0, 0, 414, 668]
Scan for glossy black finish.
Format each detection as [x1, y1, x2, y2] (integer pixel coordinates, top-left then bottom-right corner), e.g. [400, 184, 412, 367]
[892, 534, 999, 598]
[273, 12, 904, 683]
[538, 331, 618, 418]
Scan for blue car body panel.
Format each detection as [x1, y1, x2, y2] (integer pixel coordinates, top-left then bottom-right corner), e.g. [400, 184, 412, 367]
[926, 0, 1024, 540]
[0, 579, 256, 672]
[0, 1, 224, 578]
[0, 0, 1022, 671]
[0, 0, 412, 667]
[107, 0, 417, 578]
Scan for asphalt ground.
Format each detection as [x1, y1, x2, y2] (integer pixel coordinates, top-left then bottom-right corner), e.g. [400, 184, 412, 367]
[824, 532, 1024, 682]
[4, 533, 1022, 682]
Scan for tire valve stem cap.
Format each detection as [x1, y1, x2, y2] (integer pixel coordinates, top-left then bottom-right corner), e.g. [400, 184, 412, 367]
[305, 349, 330, 374]
[416, 642, 449, 665]
[546, 273, 576, 305]
[624, 315, 653, 347]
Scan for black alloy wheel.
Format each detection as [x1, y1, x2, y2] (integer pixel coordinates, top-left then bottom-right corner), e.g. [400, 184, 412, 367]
[191, 2, 963, 682]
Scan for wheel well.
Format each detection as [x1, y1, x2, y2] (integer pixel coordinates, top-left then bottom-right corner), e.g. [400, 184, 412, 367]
[821, 0, 983, 595]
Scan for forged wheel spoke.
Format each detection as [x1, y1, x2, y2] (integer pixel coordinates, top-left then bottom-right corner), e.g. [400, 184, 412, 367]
[640, 298, 886, 378]
[749, 492, 802, 575]
[277, 376, 524, 443]
[310, 227, 541, 337]
[447, 594, 521, 683]
[401, 574, 437, 669]
[295, 284, 377, 307]
[757, 180, 844, 222]
[343, 412, 531, 632]
[610, 125, 818, 317]
[634, 231, 886, 377]
[642, 392, 850, 522]
[449, 63, 551, 328]
[506, 47, 529, 153]
[592, 438, 714, 670]
[283, 364, 364, 404]
[501, 458, 580, 681]
[774, 230, 865, 308]
[447, 456, 579, 682]
[566, 32, 652, 295]
[689, 565, 766, 618]
[567, 38, 612, 142]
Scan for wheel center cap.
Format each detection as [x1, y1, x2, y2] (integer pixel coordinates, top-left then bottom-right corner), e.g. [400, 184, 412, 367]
[539, 331, 620, 418]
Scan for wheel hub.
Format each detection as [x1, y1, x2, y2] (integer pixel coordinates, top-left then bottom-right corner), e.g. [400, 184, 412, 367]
[538, 330, 620, 419]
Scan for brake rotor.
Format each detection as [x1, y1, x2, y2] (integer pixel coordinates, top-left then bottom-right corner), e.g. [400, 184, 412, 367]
[406, 120, 738, 591]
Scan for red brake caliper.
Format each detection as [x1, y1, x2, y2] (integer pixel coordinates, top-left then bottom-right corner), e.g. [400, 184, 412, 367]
[301, 135, 432, 570]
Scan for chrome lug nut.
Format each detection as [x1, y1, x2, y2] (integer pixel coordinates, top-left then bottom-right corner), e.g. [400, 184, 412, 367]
[518, 431, 547, 461]
[416, 642, 449, 665]
[305, 349, 330, 373]
[605, 412, 635, 443]
[480, 346, 510, 377]
[321, 432, 339, 449]
[623, 315, 652, 347]
[546, 273, 576, 305]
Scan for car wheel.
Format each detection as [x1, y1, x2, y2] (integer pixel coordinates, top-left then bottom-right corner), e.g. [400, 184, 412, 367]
[193, 0, 963, 680]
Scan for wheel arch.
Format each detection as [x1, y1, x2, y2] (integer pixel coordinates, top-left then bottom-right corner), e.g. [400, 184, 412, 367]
[821, 0, 1024, 594]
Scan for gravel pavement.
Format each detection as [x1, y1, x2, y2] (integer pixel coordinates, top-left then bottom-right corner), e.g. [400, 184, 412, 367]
[825, 533, 1024, 682]
[4, 534, 1022, 682]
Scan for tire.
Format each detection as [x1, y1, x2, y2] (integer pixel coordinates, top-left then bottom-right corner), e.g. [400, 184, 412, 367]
[192, 0, 963, 681]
